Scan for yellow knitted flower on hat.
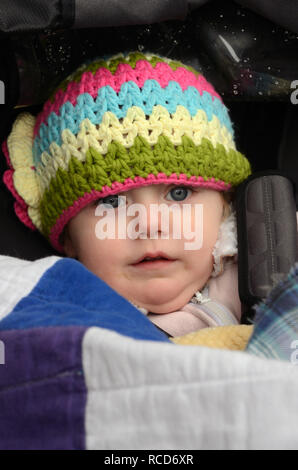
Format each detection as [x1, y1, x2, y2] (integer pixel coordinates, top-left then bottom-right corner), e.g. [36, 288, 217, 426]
[4, 112, 42, 231]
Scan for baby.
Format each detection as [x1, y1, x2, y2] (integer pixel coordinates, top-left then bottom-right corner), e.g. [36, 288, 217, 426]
[61, 182, 240, 338]
[6, 51, 296, 352]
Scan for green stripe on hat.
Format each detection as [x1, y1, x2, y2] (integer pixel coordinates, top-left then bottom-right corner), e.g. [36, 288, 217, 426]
[39, 135, 251, 239]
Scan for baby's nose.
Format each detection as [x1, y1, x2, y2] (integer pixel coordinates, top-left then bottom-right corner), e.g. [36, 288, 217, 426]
[131, 201, 168, 239]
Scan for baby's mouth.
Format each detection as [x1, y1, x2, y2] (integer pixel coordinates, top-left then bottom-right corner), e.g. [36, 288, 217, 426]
[131, 253, 177, 269]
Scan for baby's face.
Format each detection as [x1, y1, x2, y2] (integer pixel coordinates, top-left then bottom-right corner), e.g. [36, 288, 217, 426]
[63, 184, 225, 314]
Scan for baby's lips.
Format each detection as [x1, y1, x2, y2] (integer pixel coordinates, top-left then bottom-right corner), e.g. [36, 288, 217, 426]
[132, 251, 175, 264]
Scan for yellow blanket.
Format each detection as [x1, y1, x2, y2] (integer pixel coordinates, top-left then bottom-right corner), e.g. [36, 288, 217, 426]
[171, 324, 254, 350]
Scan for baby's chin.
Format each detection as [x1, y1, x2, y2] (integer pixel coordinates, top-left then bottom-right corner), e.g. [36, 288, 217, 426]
[130, 285, 195, 314]
[118, 270, 211, 314]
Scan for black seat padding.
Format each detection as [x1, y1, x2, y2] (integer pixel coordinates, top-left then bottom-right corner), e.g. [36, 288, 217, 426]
[236, 171, 298, 323]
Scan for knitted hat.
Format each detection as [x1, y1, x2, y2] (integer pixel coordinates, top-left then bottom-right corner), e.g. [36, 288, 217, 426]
[2, 51, 251, 253]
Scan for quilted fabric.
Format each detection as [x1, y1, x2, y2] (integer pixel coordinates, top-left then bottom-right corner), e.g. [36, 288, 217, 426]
[1, 255, 298, 450]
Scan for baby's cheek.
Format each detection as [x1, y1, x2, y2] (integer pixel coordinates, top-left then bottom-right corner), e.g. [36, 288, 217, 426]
[191, 243, 213, 262]
[86, 239, 124, 273]
[204, 216, 222, 247]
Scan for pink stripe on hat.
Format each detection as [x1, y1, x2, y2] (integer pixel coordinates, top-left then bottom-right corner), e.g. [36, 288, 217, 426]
[1, 140, 13, 169]
[34, 61, 222, 137]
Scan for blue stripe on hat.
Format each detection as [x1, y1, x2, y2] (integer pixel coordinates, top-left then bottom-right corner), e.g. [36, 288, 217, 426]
[33, 80, 233, 166]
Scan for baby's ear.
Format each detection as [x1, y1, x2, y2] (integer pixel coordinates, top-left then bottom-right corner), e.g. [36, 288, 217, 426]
[222, 191, 234, 221]
[61, 225, 77, 259]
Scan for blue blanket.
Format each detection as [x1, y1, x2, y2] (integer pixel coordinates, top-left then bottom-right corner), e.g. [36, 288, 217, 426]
[0, 256, 168, 450]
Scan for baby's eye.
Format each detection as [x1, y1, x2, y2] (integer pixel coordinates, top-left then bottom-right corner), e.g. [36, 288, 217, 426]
[94, 194, 125, 209]
[165, 186, 193, 202]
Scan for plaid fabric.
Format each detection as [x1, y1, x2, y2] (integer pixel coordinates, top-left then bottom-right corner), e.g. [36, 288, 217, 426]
[246, 263, 298, 363]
